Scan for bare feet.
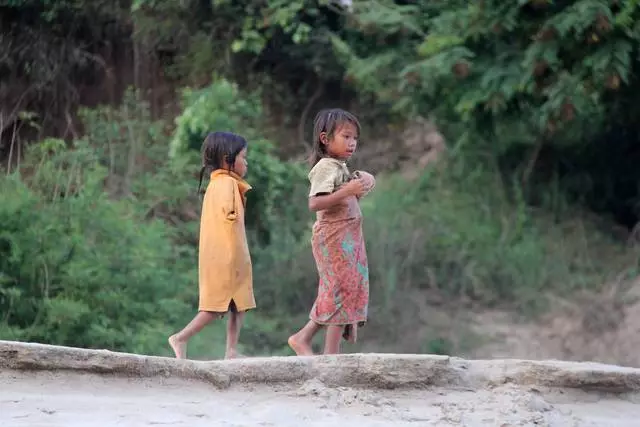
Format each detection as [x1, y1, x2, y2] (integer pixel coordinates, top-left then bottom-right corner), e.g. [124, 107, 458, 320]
[288, 334, 314, 356]
[168, 335, 187, 359]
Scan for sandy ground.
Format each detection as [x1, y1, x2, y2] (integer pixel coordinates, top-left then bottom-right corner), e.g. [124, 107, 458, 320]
[2, 370, 640, 427]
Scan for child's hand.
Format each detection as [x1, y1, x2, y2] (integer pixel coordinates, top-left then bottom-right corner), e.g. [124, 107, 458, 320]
[342, 178, 367, 198]
[351, 171, 375, 200]
[357, 171, 376, 192]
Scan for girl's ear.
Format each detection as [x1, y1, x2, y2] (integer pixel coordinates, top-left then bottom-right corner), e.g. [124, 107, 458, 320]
[319, 131, 328, 145]
[221, 155, 231, 171]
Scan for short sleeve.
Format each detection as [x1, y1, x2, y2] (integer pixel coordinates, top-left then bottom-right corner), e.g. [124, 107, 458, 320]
[308, 159, 340, 197]
[216, 177, 238, 221]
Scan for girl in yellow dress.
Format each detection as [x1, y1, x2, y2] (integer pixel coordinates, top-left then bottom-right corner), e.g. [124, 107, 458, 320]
[169, 131, 254, 359]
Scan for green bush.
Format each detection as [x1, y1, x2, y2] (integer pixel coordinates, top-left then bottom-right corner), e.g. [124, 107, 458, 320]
[169, 78, 310, 246]
[0, 149, 193, 354]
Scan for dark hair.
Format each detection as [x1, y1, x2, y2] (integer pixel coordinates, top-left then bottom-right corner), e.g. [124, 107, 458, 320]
[198, 131, 247, 193]
[309, 108, 361, 167]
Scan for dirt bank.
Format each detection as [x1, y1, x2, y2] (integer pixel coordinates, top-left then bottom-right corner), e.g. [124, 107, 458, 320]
[2, 341, 640, 426]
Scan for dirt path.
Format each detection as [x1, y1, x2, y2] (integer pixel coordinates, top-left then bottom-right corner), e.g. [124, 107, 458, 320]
[2, 369, 640, 426]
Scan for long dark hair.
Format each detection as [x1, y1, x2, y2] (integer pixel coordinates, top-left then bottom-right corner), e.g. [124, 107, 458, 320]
[309, 108, 361, 167]
[198, 131, 248, 193]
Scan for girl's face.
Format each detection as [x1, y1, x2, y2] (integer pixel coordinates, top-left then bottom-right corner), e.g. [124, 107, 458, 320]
[233, 147, 248, 177]
[322, 122, 358, 160]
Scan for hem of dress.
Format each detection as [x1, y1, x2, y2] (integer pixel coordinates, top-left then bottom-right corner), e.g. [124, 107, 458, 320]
[197, 309, 255, 318]
[198, 302, 256, 313]
[309, 318, 366, 326]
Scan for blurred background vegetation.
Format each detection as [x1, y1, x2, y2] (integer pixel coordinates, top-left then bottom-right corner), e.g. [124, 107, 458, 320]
[1, 0, 639, 361]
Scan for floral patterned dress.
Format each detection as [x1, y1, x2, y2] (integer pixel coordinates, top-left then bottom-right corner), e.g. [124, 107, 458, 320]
[307, 157, 374, 341]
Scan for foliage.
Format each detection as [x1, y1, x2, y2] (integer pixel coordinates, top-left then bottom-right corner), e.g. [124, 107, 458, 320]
[169, 78, 311, 246]
[3, 0, 640, 360]
[352, 156, 639, 355]
[332, 1, 637, 137]
[318, 0, 640, 227]
[369, 165, 632, 309]
[1, 90, 201, 355]
[129, 0, 640, 225]
[0, 0, 131, 138]
[0, 80, 315, 358]
[0, 145, 193, 354]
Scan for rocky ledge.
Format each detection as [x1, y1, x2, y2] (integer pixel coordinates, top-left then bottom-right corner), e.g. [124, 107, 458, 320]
[2, 340, 640, 392]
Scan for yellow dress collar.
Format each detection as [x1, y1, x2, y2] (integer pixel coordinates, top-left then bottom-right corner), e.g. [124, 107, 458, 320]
[210, 169, 252, 195]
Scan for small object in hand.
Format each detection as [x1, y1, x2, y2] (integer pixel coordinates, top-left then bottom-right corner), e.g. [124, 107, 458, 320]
[350, 170, 375, 196]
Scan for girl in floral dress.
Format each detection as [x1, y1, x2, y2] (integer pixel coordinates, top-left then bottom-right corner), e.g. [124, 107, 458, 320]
[288, 108, 375, 355]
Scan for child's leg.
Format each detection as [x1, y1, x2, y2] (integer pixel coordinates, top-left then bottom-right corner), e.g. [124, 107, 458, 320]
[288, 321, 322, 356]
[324, 326, 343, 354]
[169, 311, 219, 359]
[224, 311, 245, 359]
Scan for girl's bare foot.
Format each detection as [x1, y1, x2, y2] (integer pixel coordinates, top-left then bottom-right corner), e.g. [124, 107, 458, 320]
[168, 335, 187, 359]
[288, 334, 313, 356]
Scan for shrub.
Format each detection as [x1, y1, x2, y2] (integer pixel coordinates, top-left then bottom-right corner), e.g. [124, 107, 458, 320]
[0, 143, 193, 354]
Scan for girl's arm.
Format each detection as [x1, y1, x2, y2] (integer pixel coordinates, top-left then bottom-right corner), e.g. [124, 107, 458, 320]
[216, 176, 240, 222]
[309, 180, 364, 212]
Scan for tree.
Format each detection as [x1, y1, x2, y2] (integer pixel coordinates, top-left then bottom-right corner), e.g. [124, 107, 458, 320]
[329, 0, 640, 223]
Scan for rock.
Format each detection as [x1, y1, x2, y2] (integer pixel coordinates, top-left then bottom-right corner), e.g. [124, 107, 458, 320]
[3, 342, 640, 427]
[297, 378, 330, 397]
[528, 395, 552, 412]
[2, 340, 640, 393]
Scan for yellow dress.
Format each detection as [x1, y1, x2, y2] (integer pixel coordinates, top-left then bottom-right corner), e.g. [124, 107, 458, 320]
[198, 169, 255, 313]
